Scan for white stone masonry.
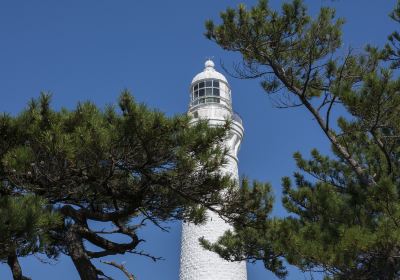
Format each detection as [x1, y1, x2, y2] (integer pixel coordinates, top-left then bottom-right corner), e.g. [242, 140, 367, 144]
[179, 60, 247, 280]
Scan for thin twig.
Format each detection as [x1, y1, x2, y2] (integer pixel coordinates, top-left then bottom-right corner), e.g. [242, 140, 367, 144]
[101, 260, 135, 280]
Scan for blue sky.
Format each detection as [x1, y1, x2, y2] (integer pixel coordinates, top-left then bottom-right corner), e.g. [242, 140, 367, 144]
[0, 0, 397, 279]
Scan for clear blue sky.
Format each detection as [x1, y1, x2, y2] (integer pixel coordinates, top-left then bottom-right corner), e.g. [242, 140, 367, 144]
[0, 0, 397, 279]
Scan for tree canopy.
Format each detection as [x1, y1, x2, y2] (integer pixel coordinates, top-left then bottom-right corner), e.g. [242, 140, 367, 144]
[0, 195, 60, 280]
[0, 91, 266, 279]
[204, 0, 400, 279]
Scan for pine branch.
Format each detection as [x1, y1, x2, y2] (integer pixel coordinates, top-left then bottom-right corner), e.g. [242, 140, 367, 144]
[100, 261, 135, 280]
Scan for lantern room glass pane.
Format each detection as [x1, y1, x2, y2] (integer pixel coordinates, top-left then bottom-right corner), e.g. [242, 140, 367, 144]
[191, 79, 223, 106]
[199, 89, 205, 96]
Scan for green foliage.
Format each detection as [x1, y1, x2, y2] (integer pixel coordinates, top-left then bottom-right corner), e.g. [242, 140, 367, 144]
[385, 0, 400, 68]
[205, 0, 400, 279]
[0, 91, 254, 278]
[201, 180, 284, 278]
[206, 0, 346, 99]
[0, 195, 61, 260]
[3, 91, 231, 220]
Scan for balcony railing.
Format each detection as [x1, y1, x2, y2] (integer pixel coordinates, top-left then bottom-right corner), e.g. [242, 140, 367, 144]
[233, 112, 243, 125]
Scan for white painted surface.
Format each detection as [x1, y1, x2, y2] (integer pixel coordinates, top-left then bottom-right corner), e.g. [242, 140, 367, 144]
[191, 59, 228, 84]
[179, 61, 247, 280]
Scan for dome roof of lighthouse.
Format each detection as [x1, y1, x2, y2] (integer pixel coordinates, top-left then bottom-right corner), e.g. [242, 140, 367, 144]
[191, 59, 228, 84]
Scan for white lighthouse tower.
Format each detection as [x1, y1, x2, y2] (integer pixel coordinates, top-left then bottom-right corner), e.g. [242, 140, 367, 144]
[179, 60, 247, 280]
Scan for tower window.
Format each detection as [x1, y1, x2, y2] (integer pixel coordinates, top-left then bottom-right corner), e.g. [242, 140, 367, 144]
[191, 79, 221, 105]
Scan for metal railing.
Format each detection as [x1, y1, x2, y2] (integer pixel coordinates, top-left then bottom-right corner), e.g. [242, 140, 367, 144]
[232, 112, 243, 125]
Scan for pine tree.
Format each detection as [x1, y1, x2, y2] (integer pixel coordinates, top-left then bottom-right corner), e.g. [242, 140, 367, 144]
[203, 0, 400, 279]
[0, 113, 61, 280]
[0, 195, 60, 280]
[1, 91, 263, 279]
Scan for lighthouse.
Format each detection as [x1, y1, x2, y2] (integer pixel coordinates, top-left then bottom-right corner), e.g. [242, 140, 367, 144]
[179, 60, 247, 280]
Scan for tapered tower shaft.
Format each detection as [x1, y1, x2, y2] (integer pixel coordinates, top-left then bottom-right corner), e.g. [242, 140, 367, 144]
[179, 60, 247, 280]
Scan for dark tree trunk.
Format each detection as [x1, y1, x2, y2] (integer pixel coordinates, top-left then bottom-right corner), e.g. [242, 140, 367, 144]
[7, 251, 31, 280]
[66, 226, 100, 280]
